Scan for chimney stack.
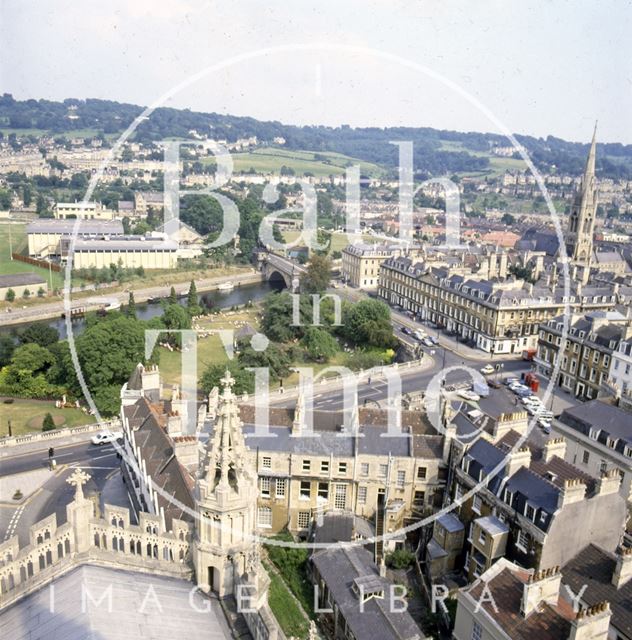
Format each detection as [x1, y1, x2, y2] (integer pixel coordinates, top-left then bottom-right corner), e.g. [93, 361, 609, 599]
[543, 438, 566, 463]
[521, 566, 561, 617]
[612, 547, 632, 589]
[567, 602, 611, 640]
[557, 478, 587, 508]
[505, 446, 532, 477]
[595, 468, 621, 497]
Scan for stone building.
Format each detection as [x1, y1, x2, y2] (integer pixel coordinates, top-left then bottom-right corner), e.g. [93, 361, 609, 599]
[552, 399, 632, 503]
[27, 218, 125, 259]
[341, 242, 403, 290]
[535, 310, 632, 400]
[377, 258, 617, 355]
[238, 394, 450, 541]
[0, 272, 47, 299]
[451, 431, 626, 578]
[453, 558, 612, 640]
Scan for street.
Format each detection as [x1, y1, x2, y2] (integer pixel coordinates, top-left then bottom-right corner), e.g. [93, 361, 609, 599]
[0, 440, 131, 547]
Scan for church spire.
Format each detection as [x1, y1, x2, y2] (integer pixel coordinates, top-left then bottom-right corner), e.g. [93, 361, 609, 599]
[583, 121, 597, 187]
[566, 123, 599, 283]
[201, 370, 250, 494]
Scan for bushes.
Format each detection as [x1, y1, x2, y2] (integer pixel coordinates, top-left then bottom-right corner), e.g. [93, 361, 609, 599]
[42, 412, 55, 432]
[385, 548, 415, 570]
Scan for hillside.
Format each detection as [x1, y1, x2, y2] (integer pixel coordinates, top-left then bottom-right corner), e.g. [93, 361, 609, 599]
[1, 94, 631, 179]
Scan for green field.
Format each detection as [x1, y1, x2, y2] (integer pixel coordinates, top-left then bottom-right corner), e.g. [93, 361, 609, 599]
[0, 398, 96, 437]
[0, 222, 67, 291]
[202, 146, 385, 178]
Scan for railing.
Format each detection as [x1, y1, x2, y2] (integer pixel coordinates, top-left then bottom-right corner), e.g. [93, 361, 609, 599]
[0, 419, 120, 448]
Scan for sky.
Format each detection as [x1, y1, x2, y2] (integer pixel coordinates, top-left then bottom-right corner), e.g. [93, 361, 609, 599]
[1, 0, 631, 144]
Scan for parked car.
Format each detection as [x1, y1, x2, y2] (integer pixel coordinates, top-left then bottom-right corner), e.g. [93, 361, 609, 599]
[91, 431, 124, 446]
[428, 336, 439, 345]
[488, 380, 502, 389]
[504, 377, 520, 386]
[414, 330, 426, 341]
[458, 389, 481, 402]
[480, 364, 495, 375]
[422, 337, 434, 347]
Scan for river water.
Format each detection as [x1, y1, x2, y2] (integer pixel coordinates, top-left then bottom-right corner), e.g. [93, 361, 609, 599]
[2, 280, 281, 339]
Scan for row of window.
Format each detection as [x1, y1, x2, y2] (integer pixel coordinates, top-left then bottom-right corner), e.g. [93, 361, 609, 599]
[260, 457, 428, 482]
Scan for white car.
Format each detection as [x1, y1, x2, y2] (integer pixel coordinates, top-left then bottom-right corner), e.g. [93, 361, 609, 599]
[480, 365, 495, 375]
[91, 431, 124, 446]
[458, 389, 481, 402]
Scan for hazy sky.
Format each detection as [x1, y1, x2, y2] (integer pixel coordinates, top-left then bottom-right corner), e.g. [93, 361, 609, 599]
[1, 0, 631, 143]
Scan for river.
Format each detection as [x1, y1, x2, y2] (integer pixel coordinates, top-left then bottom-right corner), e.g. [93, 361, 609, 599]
[1, 280, 282, 338]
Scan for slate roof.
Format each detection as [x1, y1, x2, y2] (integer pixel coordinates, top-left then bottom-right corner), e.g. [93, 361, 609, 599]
[311, 546, 424, 640]
[27, 219, 124, 235]
[124, 397, 195, 527]
[466, 565, 574, 640]
[558, 399, 632, 453]
[562, 544, 632, 639]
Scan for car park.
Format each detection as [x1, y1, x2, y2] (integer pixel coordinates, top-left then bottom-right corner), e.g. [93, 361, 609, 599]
[91, 431, 124, 445]
[480, 364, 495, 375]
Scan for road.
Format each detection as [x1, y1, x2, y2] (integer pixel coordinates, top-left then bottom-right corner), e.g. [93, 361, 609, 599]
[0, 440, 129, 546]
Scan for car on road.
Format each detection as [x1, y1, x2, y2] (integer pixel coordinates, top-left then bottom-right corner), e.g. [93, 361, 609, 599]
[413, 330, 426, 341]
[422, 337, 434, 347]
[504, 377, 520, 386]
[91, 431, 124, 446]
[401, 326, 412, 335]
[488, 380, 502, 389]
[428, 336, 439, 345]
[480, 364, 495, 375]
[458, 389, 481, 402]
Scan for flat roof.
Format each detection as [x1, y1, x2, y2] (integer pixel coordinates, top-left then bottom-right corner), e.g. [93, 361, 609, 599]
[0, 272, 46, 287]
[27, 219, 124, 235]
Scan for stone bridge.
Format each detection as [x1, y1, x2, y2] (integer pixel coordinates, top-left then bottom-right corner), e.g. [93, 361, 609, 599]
[261, 252, 306, 289]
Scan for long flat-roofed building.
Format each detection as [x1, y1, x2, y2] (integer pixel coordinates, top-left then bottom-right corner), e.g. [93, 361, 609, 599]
[27, 219, 125, 258]
[72, 233, 178, 270]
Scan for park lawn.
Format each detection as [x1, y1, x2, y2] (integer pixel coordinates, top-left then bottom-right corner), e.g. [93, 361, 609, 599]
[158, 307, 262, 389]
[157, 333, 228, 389]
[0, 398, 96, 437]
[263, 561, 310, 639]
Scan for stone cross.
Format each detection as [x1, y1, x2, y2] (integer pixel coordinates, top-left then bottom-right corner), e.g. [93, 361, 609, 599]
[67, 468, 91, 502]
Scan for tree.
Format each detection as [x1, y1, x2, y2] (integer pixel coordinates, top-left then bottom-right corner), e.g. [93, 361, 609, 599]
[201, 360, 254, 396]
[125, 291, 137, 318]
[301, 327, 338, 362]
[5, 288, 15, 302]
[501, 212, 516, 226]
[22, 288, 31, 299]
[187, 280, 202, 317]
[74, 315, 152, 415]
[20, 324, 59, 347]
[162, 303, 192, 348]
[42, 412, 56, 432]
[37, 287, 45, 298]
[300, 254, 332, 294]
[0, 334, 16, 367]
[10, 343, 55, 374]
[168, 286, 178, 305]
[237, 340, 291, 381]
[340, 299, 396, 349]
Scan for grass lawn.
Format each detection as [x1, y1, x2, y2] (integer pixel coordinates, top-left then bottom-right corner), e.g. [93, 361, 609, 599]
[0, 397, 96, 437]
[263, 561, 310, 639]
[202, 146, 385, 178]
[0, 222, 67, 291]
[265, 531, 315, 617]
[157, 307, 261, 388]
